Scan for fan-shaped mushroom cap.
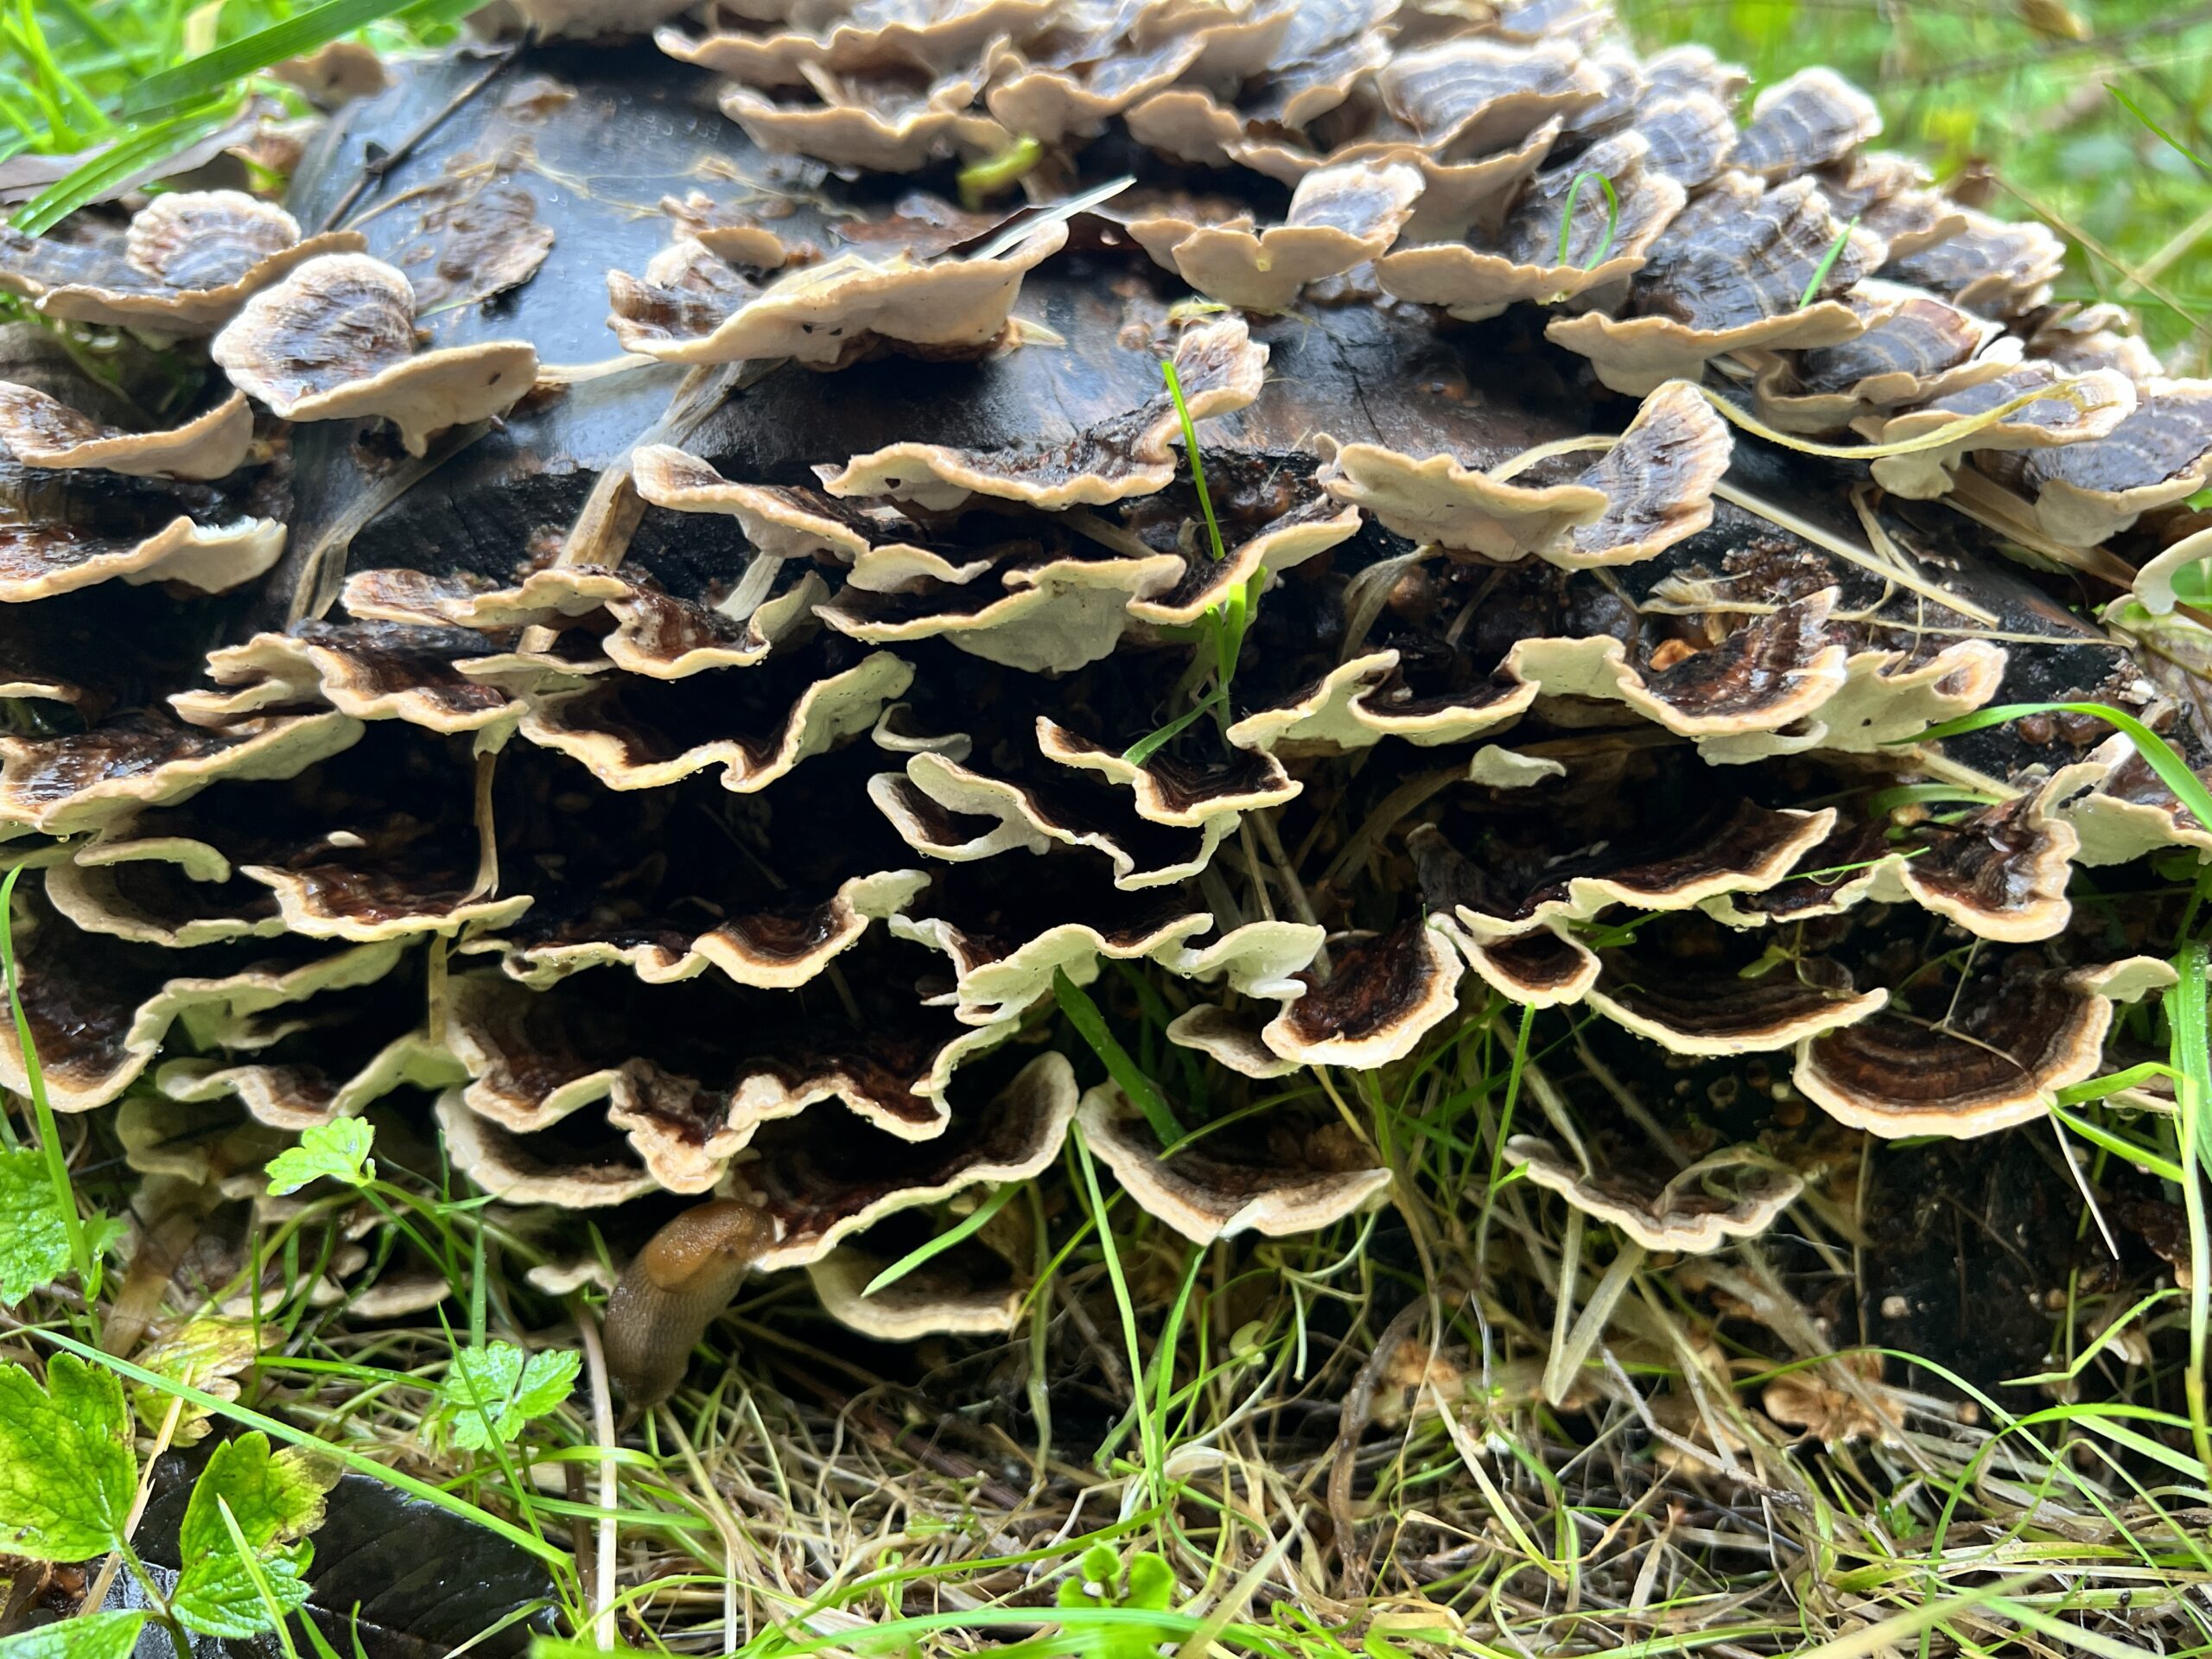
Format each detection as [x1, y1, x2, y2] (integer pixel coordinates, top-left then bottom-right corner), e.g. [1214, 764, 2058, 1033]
[1373, 35, 1609, 156]
[162, 1026, 461, 1134]
[819, 314, 1267, 508]
[982, 27, 1208, 145]
[1505, 1138, 1803, 1252]
[1883, 206, 2066, 318]
[1794, 952, 2174, 1137]
[1260, 919, 1464, 1069]
[1634, 92, 1737, 188]
[1584, 955, 1886, 1056]
[434, 1093, 663, 1206]
[0, 191, 365, 334]
[1889, 785, 2079, 942]
[1034, 718, 1299, 827]
[2029, 302, 2164, 384]
[1318, 440, 1605, 561]
[1163, 1003, 1303, 1078]
[211, 253, 538, 456]
[658, 0, 1053, 86]
[518, 652, 913, 793]
[0, 385, 252, 480]
[0, 876, 404, 1111]
[1077, 1085, 1390, 1244]
[807, 1243, 1025, 1339]
[1414, 798, 1838, 947]
[174, 622, 524, 735]
[1732, 67, 1882, 180]
[0, 513, 284, 601]
[1128, 157, 1424, 311]
[1863, 363, 2139, 500]
[2056, 732, 2212, 865]
[871, 746, 1231, 890]
[1560, 382, 1732, 567]
[613, 219, 1063, 366]
[740, 1051, 1080, 1270]
[1548, 175, 1886, 394]
[822, 543, 1184, 672]
[1375, 134, 1685, 321]
[1225, 645, 1537, 755]
[1, 712, 362, 838]
[1443, 921, 1600, 1008]
[717, 67, 1007, 172]
[1749, 283, 2017, 435]
[340, 564, 630, 631]
[2003, 378, 2212, 546]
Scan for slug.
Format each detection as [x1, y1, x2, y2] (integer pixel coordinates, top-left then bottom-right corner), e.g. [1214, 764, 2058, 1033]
[602, 1198, 774, 1409]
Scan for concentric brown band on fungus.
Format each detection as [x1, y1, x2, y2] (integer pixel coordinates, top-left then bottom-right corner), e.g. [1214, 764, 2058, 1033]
[6, 7, 2210, 1387]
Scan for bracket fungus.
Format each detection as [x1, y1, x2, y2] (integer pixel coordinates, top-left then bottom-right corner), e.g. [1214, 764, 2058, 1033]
[3, 4, 2207, 1391]
[211, 253, 538, 456]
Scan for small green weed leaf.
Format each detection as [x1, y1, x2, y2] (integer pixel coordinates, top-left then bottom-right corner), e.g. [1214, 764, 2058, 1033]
[265, 1116, 376, 1196]
[1052, 969, 1182, 1142]
[0, 1353, 136, 1560]
[437, 1343, 580, 1451]
[0, 1146, 73, 1305]
[1058, 1542, 1123, 1606]
[0, 1612, 147, 1659]
[172, 1431, 334, 1637]
[1909, 702, 2212, 833]
[957, 134, 1042, 209]
[175, 1538, 312, 1638]
[179, 1431, 335, 1557]
[1056, 1545, 1182, 1659]
[1121, 1552, 1175, 1611]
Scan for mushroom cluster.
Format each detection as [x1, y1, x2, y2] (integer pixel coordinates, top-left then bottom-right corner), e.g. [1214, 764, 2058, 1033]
[3, 0, 2206, 1389]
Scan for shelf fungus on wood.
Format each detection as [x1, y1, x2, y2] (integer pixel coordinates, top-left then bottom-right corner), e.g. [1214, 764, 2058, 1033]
[7, 6, 2211, 1368]
[211, 253, 538, 455]
[0, 191, 365, 334]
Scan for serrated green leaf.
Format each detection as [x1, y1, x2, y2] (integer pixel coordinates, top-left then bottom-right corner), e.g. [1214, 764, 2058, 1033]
[172, 1433, 334, 1637]
[180, 1431, 335, 1559]
[0, 1146, 73, 1305]
[265, 1116, 376, 1196]
[437, 1343, 580, 1451]
[0, 1354, 136, 1561]
[0, 1611, 146, 1659]
[174, 1538, 312, 1639]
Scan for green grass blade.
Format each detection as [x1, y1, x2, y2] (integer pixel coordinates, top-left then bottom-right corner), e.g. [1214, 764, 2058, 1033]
[1122, 690, 1220, 767]
[1053, 966, 1182, 1142]
[14, 96, 229, 233]
[1160, 359, 1226, 566]
[1797, 213, 1860, 308]
[122, 0, 423, 116]
[0, 864, 95, 1301]
[1554, 168, 1618, 269]
[1908, 702, 2212, 833]
[862, 1181, 1019, 1297]
[2107, 81, 2212, 177]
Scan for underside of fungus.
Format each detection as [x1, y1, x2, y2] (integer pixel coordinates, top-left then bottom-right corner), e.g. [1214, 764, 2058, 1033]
[5, 0, 2209, 1359]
